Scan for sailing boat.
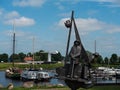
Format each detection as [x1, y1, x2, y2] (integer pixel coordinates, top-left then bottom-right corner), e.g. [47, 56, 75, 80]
[5, 21, 22, 80]
[21, 37, 51, 81]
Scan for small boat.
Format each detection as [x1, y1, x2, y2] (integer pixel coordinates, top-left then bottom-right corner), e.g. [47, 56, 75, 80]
[5, 67, 22, 80]
[5, 22, 22, 80]
[103, 68, 116, 76]
[21, 69, 51, 81]
[21, 69, 38, 80]
[37, 71, 51, 81]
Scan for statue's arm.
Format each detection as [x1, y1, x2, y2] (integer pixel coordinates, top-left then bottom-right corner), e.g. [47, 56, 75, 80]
[69, 46, 81, 59]
[73, 47, 81, 58]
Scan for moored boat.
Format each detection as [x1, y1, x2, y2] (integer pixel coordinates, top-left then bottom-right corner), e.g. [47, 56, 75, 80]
[21, 69, 38, 81]
[21, 69, 52, 81]
[37, 71, 52, 81]
[5, 67, 22, 80]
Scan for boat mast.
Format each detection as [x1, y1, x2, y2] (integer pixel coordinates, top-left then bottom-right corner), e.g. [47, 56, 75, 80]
[64, 11, 74, 65]
[95, 40, 96, 53]
[32, 37, 35, 68]
[12, 21, 15, 67]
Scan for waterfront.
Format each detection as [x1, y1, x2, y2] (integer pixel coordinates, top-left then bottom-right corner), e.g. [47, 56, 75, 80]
[1, 69, 120, 88]
[0, 71, 65, 87]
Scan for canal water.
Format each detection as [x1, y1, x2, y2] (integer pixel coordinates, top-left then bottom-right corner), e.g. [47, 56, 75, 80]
[1, 70, 120, 87]
[0, 71, 65, 87]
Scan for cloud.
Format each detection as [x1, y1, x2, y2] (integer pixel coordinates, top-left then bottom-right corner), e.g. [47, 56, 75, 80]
[0, 8, 3, 15]
[106, 25, 120, 33]
[58, 12, 71, 17]
[58, 17, 120, 34]
[4, 11, 20, 19]
[4, 17, 35, 27]
[13, 0, 46, 7]
[80, 0, 120, 7]
[4, 30, 27, 37]
[54, 2, 64, 10]
[1, 10, 35, 27]
[58, 18, 105, 31]
[81, 0, 116, 3]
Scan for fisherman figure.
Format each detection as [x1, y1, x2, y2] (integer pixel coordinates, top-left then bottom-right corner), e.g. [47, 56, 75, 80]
[68, 40, 82, 78]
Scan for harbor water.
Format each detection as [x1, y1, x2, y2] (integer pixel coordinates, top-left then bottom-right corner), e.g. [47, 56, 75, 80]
[0, 71, 65, 87]
[1, 70, 120, 87]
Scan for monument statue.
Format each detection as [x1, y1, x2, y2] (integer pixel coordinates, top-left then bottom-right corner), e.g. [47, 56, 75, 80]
[68, 40, 82, 78]
[56, 11, 94, 90]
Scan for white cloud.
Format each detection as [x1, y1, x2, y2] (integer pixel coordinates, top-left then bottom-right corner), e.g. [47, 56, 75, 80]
[1, 10, 35, 27]
[4, 11, 20, 19]
[84, 0, 115, 2]
[4, 30, 25, 37]
[87, 10, 98, 16]
[82, 0, 116, 3]
[55, 2, 64, 10]
[58, 18, 105, 31]
[4, 17, 35, 27]
[58, 12, 71, 17]
[3, 30, 34, 42]
[81, 0, 120, 7]
[0, 9, 3, 15]
[58, 17, 120, 34]
[106, 25, 120, 33]
[13, 0, 46, 7]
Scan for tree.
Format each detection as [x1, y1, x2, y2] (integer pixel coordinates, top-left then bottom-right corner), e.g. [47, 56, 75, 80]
[39, 50, 48, 61]
[34, 52, 40, 61]
[104, 57, 109, 64]
[96, 55, 103, 64]
[18, 52, 26, 62]
[110, 53, 118, 64]
[52, 52, 63, 61]
[27, 52, 32, 57]
[10, 54, 19, 62]
[0, 53, 8, 62]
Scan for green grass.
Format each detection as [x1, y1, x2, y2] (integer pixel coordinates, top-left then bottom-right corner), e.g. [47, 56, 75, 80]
[1, 85, 120, 90]
[0, 63, 64, 70]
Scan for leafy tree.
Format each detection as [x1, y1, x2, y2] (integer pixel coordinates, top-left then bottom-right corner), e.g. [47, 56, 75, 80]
[104, 57, 109, 64]
[27, 52, 32, 56]
[110, 53, 118, 64]
[0, 53, 8, 62]
[96, 55, 103, 64]
[39, 50, 48, 61]
[52, 52, 63, 61]
[18, 52, 26, 62]
[10, 54, 19, 62]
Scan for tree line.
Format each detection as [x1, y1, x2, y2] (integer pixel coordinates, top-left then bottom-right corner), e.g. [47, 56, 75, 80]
[91, 53, 120, 65]
[0, 50, 64, 63]
[0, 50, 120, 65]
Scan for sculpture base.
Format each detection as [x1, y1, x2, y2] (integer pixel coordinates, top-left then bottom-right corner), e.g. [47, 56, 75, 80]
[56, 65, 94, 90]
[65, 78, 94, 90]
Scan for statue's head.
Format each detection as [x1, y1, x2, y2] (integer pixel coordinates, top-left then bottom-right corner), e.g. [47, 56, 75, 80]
[74, 40, 80, 46]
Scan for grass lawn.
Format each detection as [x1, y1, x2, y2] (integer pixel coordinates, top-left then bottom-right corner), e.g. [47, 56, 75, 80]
[1, 85, 120, 90]
[0, 63, 64, 70]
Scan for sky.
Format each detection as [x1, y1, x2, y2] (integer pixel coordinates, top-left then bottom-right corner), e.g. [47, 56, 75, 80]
[0, 0, 120, 58]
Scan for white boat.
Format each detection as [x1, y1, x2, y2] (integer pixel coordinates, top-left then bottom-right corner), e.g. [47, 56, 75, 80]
[37, 71, 51, 81]
[21, 69, 51, 81]
[103, 68, 116, 76]
[21, 69, 38, 80]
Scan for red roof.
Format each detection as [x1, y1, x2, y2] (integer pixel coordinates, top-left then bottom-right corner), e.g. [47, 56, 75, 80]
[24, 57, 33, 61]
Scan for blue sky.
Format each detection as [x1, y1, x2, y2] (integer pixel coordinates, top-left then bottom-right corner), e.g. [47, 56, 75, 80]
[0, 0, 120, 58]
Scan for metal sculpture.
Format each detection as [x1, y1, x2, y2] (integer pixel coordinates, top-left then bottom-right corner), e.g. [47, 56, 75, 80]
[56, 11, 94, 90]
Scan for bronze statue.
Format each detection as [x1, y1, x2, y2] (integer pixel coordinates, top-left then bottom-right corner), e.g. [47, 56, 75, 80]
[68, 40, 82, 78]
[56, 11, 94, 90]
